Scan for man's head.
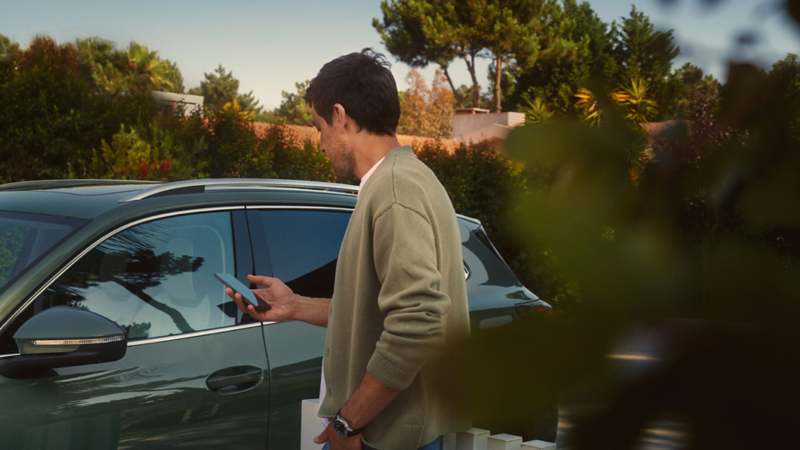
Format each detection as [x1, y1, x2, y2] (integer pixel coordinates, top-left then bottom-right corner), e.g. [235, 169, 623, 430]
[305, 48, 400, 137]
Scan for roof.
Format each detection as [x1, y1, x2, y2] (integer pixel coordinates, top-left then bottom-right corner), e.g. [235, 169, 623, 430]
[0, 179, 359, 220]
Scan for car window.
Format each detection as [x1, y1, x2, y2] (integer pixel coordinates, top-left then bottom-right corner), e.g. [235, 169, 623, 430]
[459, 220, 520, 288]
[249, 209, 350, 298]
[0, 211, 87, 294]
[39, 212, 236, 341]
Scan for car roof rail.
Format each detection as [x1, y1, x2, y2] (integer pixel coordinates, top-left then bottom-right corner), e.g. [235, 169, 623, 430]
[118, 178, 360, 203]
[0, 179, 158, 192]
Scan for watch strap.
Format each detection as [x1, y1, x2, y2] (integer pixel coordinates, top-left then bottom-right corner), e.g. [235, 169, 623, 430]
[335, 409, 365, 437]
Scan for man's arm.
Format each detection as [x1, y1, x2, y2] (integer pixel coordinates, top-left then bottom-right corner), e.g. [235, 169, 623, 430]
[227, 274, 331, 327]
[314, 372, 400, 448]
[339, 372, 399, 428]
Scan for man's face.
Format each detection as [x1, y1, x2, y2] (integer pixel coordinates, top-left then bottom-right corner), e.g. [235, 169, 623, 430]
[312, 105, 356, 180]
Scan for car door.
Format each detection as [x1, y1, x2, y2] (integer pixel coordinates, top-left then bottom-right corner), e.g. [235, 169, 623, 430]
[0, 209, 271, 450]
[245, 207, 352, 450]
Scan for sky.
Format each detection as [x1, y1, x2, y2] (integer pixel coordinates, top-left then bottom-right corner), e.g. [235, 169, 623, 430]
[1, 0, 798, 110]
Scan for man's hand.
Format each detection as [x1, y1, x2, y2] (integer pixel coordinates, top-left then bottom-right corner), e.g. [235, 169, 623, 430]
[226, 274, 296, 322]
[314, 423, 362, 450]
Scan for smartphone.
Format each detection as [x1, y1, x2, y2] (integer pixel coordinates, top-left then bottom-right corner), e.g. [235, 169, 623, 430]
[214, 273, 269, 310]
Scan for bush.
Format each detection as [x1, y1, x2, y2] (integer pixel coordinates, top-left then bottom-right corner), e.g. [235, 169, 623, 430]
[0, 36, 162, 183]
[261, 124, 337, 182]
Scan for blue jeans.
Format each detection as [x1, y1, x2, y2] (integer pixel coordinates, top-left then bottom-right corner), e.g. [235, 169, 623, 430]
[321, 436, 441, 450]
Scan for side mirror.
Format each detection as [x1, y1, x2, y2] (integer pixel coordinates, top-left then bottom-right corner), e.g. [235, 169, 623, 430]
[0, 307, 127, 379]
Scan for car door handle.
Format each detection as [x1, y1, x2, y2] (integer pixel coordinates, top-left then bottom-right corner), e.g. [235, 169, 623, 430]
[206, 366, 264, 393]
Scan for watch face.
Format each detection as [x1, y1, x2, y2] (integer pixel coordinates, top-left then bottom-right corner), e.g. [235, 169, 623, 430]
[333, 418, 348, 437]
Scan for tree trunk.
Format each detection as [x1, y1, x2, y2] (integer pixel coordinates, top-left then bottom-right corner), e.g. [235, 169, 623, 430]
[463, 53, 480, 108]
[493, 55, 503, 113]
[442, 65, 456, 93]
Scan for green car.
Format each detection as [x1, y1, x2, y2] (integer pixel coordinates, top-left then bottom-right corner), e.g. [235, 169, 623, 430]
[0, 179, 553, 449]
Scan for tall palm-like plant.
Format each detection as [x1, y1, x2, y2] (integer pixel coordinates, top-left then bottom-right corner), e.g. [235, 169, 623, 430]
[123, 42, 174, 93]
[522, 95, 554, 124]
[575, 78, 658, 183]
[576, 78, 659, 127]
[613, 77, 659, 125]
[575, 87, 602, 127]
[88, 41, 178, 95]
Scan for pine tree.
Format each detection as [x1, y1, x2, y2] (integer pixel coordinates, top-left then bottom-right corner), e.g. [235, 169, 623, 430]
[507, 0, 615, 116]
[611, 5, 680, 118]
[189, 65, 262, 115]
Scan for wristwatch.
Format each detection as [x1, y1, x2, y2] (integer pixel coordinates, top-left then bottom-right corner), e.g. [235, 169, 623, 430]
[333, 409, 364, 438]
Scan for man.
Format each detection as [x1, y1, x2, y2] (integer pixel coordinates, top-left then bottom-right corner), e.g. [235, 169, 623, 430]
[227, 49, 470, 450]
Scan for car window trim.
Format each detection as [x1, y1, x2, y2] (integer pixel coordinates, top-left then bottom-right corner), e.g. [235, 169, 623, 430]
[0, 207, 244, 337]
[1, 323, 276, 353]
[244, 205, 354, 212]
[127, 321, 272, 346]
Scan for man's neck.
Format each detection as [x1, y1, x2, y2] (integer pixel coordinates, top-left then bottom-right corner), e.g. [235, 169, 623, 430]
[353, 133, 402, 180]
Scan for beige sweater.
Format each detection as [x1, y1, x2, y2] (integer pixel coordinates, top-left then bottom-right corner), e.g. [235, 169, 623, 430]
[319, 145, 471, 450]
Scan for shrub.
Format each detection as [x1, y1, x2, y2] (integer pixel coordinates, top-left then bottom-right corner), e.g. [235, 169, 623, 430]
[0, 36, 161, 183]
[263, 125, 337, 182]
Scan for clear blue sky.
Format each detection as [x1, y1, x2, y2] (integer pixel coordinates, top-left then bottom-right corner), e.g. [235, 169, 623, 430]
[2, 0, 798, 110]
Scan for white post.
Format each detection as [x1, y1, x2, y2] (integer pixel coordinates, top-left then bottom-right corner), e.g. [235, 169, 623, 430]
[301, 399, 325, 450]
[521, 440, 557, 450]
[456, 428, 490, 450]
[488, 433, 523, 450]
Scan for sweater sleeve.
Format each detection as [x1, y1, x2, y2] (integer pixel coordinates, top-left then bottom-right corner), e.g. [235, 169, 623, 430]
[366, 203, 452, 391]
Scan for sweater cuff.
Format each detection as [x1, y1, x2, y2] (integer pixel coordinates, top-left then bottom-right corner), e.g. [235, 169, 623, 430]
[367, 351, 416, 391]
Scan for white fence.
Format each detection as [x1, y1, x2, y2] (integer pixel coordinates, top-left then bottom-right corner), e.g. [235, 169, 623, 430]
[301, 399, 559, 450]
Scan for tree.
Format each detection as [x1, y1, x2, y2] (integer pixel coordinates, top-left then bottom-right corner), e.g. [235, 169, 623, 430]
[672, 62, 720, 118]
[373, 0, 460, 91]
[0, 36, 158, 182]
[398, 68, 455, 137]
[611, 5, 681, 118]
[77, 39, 184, 95]
[0, 34, 19, 80]
[188, 65, 262, 115]
[521, 96, 555, 124]
[375, 0, 489, 107]
[161, 59, 185, 93]
[475, 0, 547, 112]
[506, 0, 616, 116]
[0, 34, 19, 60]
[273, 80, 312, 126]
[121, 42, 182, 93]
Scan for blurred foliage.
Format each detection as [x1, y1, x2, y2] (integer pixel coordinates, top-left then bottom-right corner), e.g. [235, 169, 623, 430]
[414, 139, 578, 309]
[460, 3, 800, 447]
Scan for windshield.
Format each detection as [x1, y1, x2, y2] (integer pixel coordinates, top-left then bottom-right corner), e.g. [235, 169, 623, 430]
[0, 211, 87, 293]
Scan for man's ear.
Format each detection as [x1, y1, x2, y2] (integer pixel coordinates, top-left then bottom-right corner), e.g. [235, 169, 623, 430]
[332, 103, 348, 131]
